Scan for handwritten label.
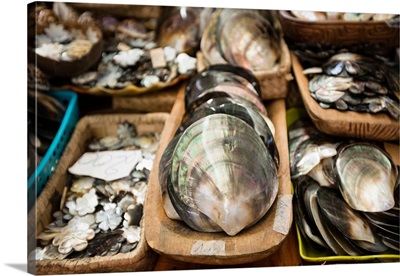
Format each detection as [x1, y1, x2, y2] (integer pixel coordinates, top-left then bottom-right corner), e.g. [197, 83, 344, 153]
[273, 194, 293, 235]
[68, 150, 142, 182]
[191, 240, 226, 256]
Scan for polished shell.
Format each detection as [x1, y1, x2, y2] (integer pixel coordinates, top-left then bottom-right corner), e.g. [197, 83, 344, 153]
[169, 113, 278, 236]
[334, 142, 398, 212]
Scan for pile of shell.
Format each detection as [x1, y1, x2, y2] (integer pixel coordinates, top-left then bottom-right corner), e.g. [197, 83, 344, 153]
[305, 52, 399, 120]
[289, 119, 399, 255]
[30, 121, 160, 260]
[159, 64, 280, 236]
[70, 6, 198, 89]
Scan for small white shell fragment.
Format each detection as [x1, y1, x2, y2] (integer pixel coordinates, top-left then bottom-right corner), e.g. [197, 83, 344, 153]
[113, 48, 144, 67]
[123, 225, 141, 244]
[71, 71, 98, 85]
[95, 203, 123, 231]
[52, 219, 95, 254]
[44, 23, 72, 43]
[141, 75, 160, 87]
[175, 53, 197, 74]
[66, 188, 99, 216]
[163, 46, 177, 62]
[35, 43, 64, 60]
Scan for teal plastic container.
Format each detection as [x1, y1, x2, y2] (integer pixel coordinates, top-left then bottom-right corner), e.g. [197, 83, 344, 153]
[28, 90, 79, 210]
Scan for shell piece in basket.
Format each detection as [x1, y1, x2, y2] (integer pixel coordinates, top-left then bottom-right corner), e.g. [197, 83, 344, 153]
[169, 113, 278, 236]
[334, 142, 398, 212]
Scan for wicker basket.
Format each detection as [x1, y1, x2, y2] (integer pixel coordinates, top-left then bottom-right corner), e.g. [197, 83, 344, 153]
[197, 39, 293, 100]
[112, 85, 179, 113]
[29, 112, 170, 275]
[278, 10, 399, 48]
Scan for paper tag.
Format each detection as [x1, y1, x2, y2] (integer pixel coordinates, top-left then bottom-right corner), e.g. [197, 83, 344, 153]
[150, 47, 167, 68]
[68, 150, 142, 182]
[273, 194, 293, 235]
[191, 240, 226, 256]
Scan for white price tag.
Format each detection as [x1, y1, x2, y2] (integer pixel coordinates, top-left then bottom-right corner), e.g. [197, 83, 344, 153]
[68, 150, 142, 182]
[273, 194, 293, 235]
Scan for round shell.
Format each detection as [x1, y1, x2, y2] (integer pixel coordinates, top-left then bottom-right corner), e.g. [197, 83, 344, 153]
[334, 142, 398, 212]
[169, 113, 278, 236]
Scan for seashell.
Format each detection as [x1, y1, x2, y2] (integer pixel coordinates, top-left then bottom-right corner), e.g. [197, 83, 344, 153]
[123, 226, 141, 244]
[123, 204, 143, 227]
[181, 99, 279, 168]
[290, 135, 338, 179]
[215, 9, 282, 71]
[70, 177, 95, 195]
[66, 188, 98, 217]
[334, 142, 398, 212]
[293, 176, 329, 250]
[95, 203, 123, 231]
[303, 182, 347, 255]
[141, 75, 160, 87]
[119, 241, 138, 253]
[86, 229, 125, 257]
[185, 64, 261, 107]
[175, 53, 197, 75]
[169, 113, 278, 236]
[317, 186, 375, 244]
[155, 7, 201, 55]
[52, 219, 95, 255]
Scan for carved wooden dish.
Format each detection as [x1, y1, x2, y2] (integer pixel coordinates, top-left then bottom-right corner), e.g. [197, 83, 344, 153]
[144, 85, 293, 265]
[278, 10, 399, 47]
[291, 52, 400, 142]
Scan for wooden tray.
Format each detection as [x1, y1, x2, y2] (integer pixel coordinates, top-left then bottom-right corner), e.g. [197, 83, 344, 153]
[196, 38, 293, 101]
[278, 10, 399, 48]
[29, 113, 169, 275]
[144, 85, 293, 265]
[291, 52, 400, 142]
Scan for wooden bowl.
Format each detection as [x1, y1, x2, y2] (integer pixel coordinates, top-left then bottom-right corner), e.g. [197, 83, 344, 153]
[291, 52, 400, 142]
[278, 10, 399, 48]
[30, 22, 104, 78]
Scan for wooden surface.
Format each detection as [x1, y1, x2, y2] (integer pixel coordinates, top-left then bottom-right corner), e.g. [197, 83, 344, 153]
[153, 224, 302, 270]
[291, 53, 400, 142]
[144, 84, 294, 265]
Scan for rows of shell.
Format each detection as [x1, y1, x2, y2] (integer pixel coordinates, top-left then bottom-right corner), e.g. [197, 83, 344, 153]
[304, 52, 399, 120]
[159, 64, 280, 236]
[30, 121, 161, 260]
[289, 119, 399, 255]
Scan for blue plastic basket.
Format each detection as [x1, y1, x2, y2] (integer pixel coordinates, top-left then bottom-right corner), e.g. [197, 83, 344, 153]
[28, 90, 79, 210]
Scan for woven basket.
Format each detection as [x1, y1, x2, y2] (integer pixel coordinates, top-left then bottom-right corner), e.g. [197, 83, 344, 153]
[29, 112, 170, 275]
[112, 85, 179, 113]
[278, 10, 399, 48]
[197, 39, 293, 100]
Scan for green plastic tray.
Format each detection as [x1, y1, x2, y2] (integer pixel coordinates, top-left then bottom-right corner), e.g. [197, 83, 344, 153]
[286, 107, 400, 263]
